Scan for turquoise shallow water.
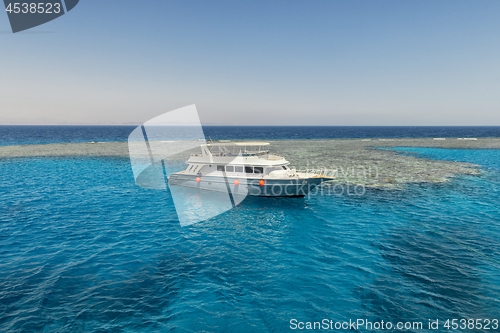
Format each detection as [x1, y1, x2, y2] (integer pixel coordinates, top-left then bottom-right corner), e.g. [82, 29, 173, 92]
[1, 148, 500, 332]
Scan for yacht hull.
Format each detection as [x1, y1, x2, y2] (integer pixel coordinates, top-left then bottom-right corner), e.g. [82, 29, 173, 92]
[168, 173, 325, 197]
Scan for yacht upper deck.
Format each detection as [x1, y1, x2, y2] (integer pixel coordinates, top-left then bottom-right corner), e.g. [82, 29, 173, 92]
[187, 141, 288, 165]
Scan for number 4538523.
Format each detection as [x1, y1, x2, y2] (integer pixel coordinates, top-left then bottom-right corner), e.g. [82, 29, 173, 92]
[5, 2, 61, 14]
[444, 319, 499, 330]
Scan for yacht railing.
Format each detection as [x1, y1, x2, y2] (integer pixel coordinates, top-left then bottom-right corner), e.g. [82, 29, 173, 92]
[295, 168, 338, 177]
[190, 152, 285, 159]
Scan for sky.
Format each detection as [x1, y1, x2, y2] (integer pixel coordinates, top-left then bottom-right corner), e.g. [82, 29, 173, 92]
[1, 0, 499, 126]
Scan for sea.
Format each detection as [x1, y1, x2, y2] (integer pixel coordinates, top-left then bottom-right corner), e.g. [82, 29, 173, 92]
[1, 126, 500, 332]
[1, 126, 500, 146]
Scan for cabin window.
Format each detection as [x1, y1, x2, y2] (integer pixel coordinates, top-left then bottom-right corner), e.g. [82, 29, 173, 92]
[245, 166, 254, 173]
[254, 167, 263, 174]
[235, 166, 243, 173]
[225, 165, 234, 172]
[217, 165, 225, 171]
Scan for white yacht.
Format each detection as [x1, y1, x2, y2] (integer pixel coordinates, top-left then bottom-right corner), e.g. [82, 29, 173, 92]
[168, 141, 333, 197]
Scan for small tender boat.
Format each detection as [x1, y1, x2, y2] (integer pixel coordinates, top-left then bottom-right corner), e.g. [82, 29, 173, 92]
[168, 141, 333, 197]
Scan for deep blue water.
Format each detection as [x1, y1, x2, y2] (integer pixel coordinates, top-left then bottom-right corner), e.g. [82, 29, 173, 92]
[1, 126, 500, 146]
[1, 130, 500, 332]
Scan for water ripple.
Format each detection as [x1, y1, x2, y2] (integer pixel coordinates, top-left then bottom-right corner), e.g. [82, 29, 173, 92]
[1, 150, 500, 331]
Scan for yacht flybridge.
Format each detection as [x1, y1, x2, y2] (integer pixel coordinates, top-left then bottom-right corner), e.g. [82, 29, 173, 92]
[168, 141, 333, 197]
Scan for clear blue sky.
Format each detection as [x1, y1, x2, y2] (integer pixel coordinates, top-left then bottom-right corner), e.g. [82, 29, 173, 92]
[1, 0, 499, 125]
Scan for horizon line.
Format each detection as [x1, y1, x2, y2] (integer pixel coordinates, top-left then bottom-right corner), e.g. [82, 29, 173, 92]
[1, 124, 500, 127]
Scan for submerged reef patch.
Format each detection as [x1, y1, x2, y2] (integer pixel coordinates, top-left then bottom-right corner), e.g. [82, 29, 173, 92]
[1, 138, 497, 188]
